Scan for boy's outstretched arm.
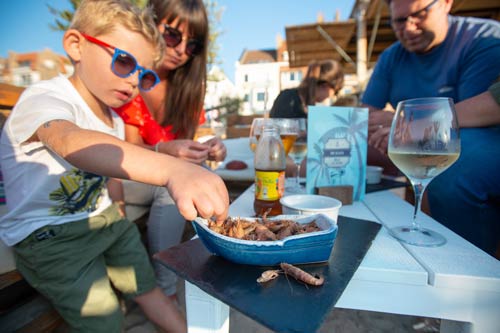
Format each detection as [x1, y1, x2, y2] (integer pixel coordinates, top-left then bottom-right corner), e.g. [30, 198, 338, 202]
[36, 119, 229, 223]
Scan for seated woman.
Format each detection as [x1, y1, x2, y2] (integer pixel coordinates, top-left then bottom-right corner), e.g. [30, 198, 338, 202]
[114, 0, 226, 303]
[269, 59, 344, 176]
[269, 59, 344, 119]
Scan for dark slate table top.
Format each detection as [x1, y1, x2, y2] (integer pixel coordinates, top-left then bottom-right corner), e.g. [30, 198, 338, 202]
[154, 216, 381, 333]
[366, 177, 407, 194]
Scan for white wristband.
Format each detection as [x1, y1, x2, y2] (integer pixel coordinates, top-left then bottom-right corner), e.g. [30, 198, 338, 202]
[154, 142, 161, 152]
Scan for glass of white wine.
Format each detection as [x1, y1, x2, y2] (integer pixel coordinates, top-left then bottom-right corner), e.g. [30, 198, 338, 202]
[287, 118, 307, 193]
[388, 97, 460, 247]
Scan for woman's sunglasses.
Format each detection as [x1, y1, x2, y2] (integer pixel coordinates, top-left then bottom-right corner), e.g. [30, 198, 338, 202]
[81, 33, 160, 91]
[162, 24, 203, 57]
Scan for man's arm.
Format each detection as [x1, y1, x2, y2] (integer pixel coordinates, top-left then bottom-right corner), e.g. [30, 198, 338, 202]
[455, 82, 500, 127]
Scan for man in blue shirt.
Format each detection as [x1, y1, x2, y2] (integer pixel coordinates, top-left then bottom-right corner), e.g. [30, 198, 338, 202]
[362, 0, 500, 256]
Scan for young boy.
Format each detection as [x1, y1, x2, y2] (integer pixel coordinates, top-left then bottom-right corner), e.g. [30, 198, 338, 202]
[0, 0, 228, 332]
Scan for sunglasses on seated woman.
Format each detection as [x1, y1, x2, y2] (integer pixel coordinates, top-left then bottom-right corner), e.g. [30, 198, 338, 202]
[162, 24, 203, 57]
[81, 33, 160, 91]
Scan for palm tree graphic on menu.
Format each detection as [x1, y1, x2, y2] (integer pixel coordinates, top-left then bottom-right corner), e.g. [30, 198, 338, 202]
[308, 109, 367, 200]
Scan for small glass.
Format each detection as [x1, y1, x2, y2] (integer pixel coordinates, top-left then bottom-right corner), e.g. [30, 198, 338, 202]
[271, 118, 299, 155]
[287, 119, 307, 193]
[249, 118, 268, 153]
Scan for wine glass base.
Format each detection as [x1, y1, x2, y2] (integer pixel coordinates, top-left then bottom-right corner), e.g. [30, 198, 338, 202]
[389, 226, 446, 247]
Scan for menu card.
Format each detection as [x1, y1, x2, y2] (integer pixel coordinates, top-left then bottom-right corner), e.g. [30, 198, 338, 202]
[306, 105, 369, 201]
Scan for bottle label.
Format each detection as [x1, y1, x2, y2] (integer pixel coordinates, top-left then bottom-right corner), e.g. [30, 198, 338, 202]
[255, 170, 285, 201]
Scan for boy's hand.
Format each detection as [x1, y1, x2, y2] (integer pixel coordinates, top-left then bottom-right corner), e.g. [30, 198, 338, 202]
[166, 162, 229, 224]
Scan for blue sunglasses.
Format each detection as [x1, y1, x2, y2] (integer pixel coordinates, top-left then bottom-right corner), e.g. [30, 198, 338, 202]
[81, 33, 160, 91]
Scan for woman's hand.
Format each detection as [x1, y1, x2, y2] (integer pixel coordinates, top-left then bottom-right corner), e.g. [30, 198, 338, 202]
[204, 137, 227, 162]
[158, 140, 209, 164]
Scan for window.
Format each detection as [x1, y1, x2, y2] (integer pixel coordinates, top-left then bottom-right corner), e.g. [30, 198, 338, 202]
[21, 73, 32, 86]
[257, 92, 266, 102]
[244, 74, 248, 82]
[291, 71, 302, 82]
[281, 71, 302, 83]
[244, 94, 249, 102]
[297, 71, 303, 81]
[19, 60, 31, 68]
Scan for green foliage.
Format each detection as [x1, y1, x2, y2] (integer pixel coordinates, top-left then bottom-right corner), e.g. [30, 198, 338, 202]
[47, 0, 81, 31]
[48, 0, 146, 31]
[204, 0, 223, 68]
[218, 95, 243, 115]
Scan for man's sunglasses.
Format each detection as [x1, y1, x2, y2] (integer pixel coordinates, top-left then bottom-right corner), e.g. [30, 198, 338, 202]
[390, 0, 439, 29]
[162, 24, 203, 57]
[81, 33, 160, 91]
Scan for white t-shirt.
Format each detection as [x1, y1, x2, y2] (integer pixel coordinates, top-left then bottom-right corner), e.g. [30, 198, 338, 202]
[0, 75, 125, 246]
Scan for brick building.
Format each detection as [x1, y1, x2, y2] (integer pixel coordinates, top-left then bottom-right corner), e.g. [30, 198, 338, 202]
[0, 49, 73, 87]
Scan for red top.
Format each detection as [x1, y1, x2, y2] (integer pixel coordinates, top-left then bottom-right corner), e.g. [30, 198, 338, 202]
[114, 95, 206, 145]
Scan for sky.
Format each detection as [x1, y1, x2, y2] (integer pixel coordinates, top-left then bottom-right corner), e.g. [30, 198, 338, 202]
[0, 0, 355, 82]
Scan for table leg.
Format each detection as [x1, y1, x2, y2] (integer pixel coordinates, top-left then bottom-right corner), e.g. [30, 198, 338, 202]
[185, 281, 230, 333]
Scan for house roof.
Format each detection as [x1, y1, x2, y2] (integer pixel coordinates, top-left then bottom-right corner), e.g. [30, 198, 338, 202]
[1, 49, 72, 77]
[14, 53, 38, 70]
[239, 49, 277, 64]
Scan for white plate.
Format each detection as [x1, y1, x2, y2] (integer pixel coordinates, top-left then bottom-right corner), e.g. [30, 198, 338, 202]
[215, 156, 254, 181]
[215, 138, 254, 181]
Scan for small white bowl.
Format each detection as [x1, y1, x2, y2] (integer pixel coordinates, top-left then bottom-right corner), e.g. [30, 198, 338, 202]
[280, 194, 342, 223]
[366, 166, 383, 184]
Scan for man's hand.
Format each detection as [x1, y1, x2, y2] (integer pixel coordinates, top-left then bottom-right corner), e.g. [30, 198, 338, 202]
[368, 110, 394, 135]
[368, 126, 391, 153]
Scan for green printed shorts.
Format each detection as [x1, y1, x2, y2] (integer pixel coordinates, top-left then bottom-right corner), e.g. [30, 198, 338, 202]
[14, 204, 156, 332]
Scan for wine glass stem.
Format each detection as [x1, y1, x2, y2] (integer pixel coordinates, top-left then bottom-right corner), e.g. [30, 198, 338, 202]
[412, 182, 425, 229]
[295, 162, 301, 189]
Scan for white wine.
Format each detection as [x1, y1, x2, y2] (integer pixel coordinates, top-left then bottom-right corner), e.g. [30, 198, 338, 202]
[288, 142, 307, 164]
[388, 151, 459, 180]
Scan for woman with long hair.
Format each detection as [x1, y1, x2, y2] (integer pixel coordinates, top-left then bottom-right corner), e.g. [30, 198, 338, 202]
[114, 0, 226, 306]
[269, 59, 344, 118]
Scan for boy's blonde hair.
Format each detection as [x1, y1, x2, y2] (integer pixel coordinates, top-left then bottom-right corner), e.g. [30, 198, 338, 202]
[70, 0, 164, 67]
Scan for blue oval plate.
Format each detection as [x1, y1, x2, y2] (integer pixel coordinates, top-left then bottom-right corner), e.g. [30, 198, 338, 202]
[192, 214, 338, 266]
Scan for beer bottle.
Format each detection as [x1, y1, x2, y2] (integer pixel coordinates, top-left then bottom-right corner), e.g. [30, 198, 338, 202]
[254, 123, 286, 216]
